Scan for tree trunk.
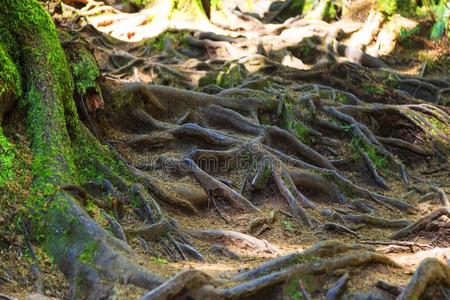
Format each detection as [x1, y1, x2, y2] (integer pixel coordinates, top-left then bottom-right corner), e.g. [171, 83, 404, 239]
[0, 1, 163, 298]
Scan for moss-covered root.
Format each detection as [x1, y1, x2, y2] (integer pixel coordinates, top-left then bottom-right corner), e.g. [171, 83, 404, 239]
[48, 193, 163, 298]
[60, 30, 103, 112]
[398, 258, 450, 300]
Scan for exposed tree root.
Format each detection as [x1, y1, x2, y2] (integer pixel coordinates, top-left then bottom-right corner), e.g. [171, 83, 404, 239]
[398, 258, 450, 300]
[392, 208, 450, 240]
[233, 240, 374, 281]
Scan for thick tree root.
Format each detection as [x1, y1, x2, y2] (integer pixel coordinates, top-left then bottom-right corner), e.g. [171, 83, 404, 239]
[233, 240, 374, 281]
[398, 258, 450, 300]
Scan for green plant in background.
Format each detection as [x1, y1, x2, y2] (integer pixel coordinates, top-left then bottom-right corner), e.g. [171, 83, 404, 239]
[285, 278, 302, 300]
[377, 0, 417, 16]
[399, 25, 422, 45]
[377, 0, 449, 39]
[427, 1, 450, 39]
[0, 129, 15, 187]
[151, 257, 168, 264]
[350, 137, 388, 169]
[216, 63, 244, 88]
[282, 220, 294, 232]
[362, 81, 384, 94]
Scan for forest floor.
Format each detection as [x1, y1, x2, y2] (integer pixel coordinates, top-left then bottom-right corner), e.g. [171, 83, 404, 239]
[1, 1, 449, 299]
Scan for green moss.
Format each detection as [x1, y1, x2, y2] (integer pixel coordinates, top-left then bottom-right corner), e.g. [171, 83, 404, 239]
[216, 63, 245, 88]
[70, 51, 100, 95]
[282, 102, 314, 144]
[0, 0, 84, 256]
[335, 93, 351, 104]
[321, 171, 355, 197]
[262, 164, 271, 180]
[0, 43, 22, 104]
[0, 1, 139, 276]
[350, 137, 388, 169]
[377, 0, 398, 15]
[146, 31, 190, 52]
[199, 63, 250, 89]
[169, 0, 208, 20]
[151, 257, 168, 265]
[69, 121, 132, 183]
[259, 114, 271, 125]
[377, 0, 416, 16]
[0, 128, 15, 187]
[273, 0, 315, 21]
[1, 0, 76, 190]
[282, 220, 294, 232]
[285, 278, 301, 300]
[362, 81, 385, 95]
[78, 241, 98, 264]
[322, 0, 337, 21]
[283, 272, 316, 300]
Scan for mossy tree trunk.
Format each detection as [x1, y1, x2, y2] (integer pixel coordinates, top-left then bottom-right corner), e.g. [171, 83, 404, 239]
[1, 1, 163, 298]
